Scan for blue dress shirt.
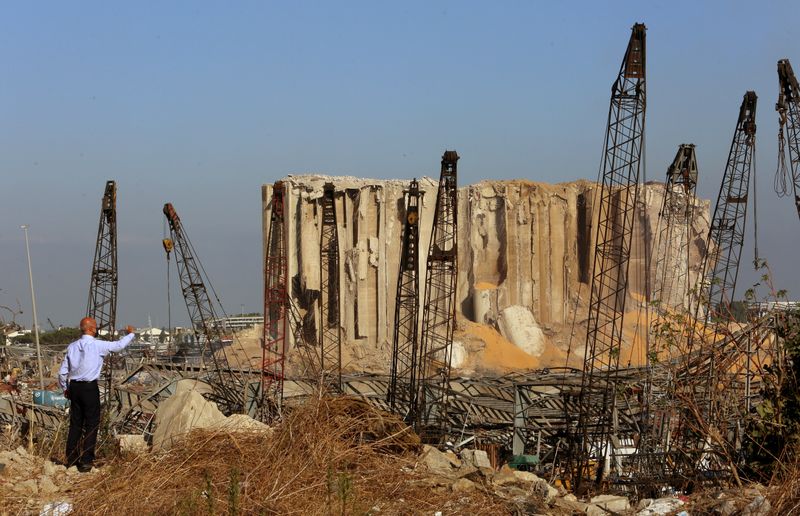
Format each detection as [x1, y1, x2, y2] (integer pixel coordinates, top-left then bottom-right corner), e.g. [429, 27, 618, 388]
[58, 333, 135, 390]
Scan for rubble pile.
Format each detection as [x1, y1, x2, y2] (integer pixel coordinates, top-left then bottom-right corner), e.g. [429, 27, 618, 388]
[0, 445, 82, 514]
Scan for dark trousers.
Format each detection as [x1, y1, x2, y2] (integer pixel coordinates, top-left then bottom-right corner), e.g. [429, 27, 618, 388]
[66, 380, 101, 467]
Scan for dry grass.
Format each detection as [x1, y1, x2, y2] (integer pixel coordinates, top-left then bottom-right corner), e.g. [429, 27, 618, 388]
[768, 457, 800, 514]
[70, 396, 509, 515]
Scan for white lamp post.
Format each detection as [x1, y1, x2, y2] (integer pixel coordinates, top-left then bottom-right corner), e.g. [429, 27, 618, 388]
[20, 225, 45, 391]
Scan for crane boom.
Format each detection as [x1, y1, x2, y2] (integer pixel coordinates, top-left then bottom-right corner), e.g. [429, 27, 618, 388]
[87, 180, 118, 336]
[319, 183, 343, 391]
[679, 91, 757, 466]
[652, 144, 698, 309]
[416, 151, 459, 442]
[163, 203, 246, 413]
[87, 180, 118, 406]
[261, 181, 288, 421]
[776, 59, 800, 220]
[574, 23, 646, 490]
[388, 179, 423, 418]
[697, 92, 757, 324]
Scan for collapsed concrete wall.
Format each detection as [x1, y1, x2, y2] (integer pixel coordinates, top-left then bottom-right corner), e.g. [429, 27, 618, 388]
[262, 176, 710, 373]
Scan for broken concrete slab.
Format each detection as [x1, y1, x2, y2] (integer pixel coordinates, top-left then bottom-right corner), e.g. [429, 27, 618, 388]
[590, 494, 631, 513]
[39, 475, 59, 495]
[460, 448, 492, 470]
[636, 497, 685, 515]
[118, 434, 149, 455]
[451, 478, 477, 493]
[152, 379, 226, 451]
[220, 414, 271, 432]
[420, 445, 460, 478]
[497, 306, 545, 357]
[13, 478, 38, 496]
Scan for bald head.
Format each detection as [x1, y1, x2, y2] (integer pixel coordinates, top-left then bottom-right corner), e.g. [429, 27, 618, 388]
[80, 317, 97, 336]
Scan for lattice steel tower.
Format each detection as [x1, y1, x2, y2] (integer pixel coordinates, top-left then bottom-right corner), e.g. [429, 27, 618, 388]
[87, 180, 118, 404]
[163, 203, 245, 413]
[262, 181, 288, 420]
[652, 144, 699, 309]
[694, 92, 757, 326]
[416, 151, 459, 441]
[574, 23, 646, 491]
[680, 92, 757, 462]
[388, 179, 423, 418]
[319, 183, 342, 391]
[776, 59, 800, 220]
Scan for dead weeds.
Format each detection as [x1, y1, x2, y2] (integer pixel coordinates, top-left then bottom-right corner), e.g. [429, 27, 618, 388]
[70, 396, 509, 515]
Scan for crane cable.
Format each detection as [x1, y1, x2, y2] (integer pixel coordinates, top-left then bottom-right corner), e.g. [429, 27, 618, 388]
[775, 105, 790, 197]
[753, 136, 760, 265]
[162, 218, 173, 358]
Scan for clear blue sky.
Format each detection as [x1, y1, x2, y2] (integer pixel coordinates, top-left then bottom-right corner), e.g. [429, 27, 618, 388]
[1, 1, 798, 328]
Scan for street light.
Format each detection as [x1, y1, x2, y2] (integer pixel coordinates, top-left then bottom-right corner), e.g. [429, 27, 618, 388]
[20, 225, 45, 390]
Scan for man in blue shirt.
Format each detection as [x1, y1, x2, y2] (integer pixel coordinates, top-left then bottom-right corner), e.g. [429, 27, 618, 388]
[58, 317, 135, 472]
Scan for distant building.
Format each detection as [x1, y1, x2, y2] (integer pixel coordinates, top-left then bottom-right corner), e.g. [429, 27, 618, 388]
[749, 301, 800, 316]
[213, 315, 262, 332]
[6, 330, 31, 339]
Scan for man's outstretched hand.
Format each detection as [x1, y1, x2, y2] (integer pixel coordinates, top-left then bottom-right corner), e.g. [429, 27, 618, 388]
[63, 389, 69, 400]
[125, 325, 135, 334]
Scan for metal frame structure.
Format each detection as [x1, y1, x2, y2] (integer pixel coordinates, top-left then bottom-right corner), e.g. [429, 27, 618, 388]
[693, 92, 757, 326]
[573, 23, 647, 491]
[87, 180, 118, 405]
[162, 203, 246, 413]
[677, 92, 758, 464]
[319, 183, 342, 391]
[416, 151, 459, 441]
[776, 59, 800, 220]
[636, 145, 699, 479]
[388, 179, 423, 417]
[652, 144, 698, 309]
[262, 181, 288, 420]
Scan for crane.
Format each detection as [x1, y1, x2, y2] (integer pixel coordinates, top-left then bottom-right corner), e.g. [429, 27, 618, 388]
[416, 151, 459, 442]
[319, 183, 343, 391]
[87, 180, 118, 405]
[652, 144, 698, 309]
[635, 145, 699, 479]
[261, 181, 288, 420]
[776, 59, 800, 220]
[163, 203, 248, 413]
[680, 92, 757, 464]
[694, 92, 757, 327]
[573, 23, 646, 491]
[387, 178, 423, 419]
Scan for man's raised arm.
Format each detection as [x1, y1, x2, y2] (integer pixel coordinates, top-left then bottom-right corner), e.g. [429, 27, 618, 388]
[102, 325, 137, 354]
